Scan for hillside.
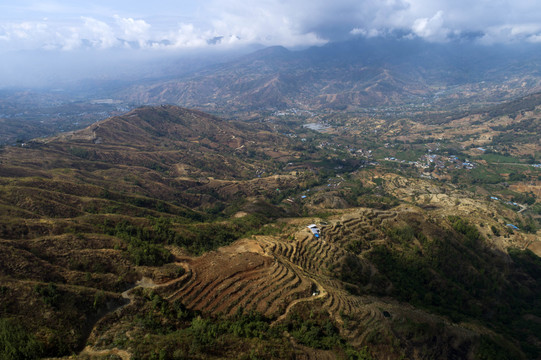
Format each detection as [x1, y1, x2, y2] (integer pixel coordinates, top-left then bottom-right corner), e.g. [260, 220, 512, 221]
[0, 103, 540, 359]
[117, 38, 541, 113]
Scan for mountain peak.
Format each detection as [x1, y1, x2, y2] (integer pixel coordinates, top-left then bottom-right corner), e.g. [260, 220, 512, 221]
[253, 45, 290, 56]
[239, 45, 292, 64]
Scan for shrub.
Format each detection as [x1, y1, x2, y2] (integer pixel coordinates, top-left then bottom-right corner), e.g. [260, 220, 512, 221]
[127, 239, 171, 266]
[0, 318, 42, 359]
[34, 283, 60, 308]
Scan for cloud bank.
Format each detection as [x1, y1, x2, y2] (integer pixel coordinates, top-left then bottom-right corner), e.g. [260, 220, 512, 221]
[2, 0, 541, 54]
[2, 0, 541, 88]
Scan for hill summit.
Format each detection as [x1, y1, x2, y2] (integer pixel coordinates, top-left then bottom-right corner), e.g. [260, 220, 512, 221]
[53, 105, 235, 146]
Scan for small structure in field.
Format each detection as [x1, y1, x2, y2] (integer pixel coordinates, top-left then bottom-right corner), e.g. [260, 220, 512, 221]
[307, 224, 320, 238]
[506, 224, 519, 230]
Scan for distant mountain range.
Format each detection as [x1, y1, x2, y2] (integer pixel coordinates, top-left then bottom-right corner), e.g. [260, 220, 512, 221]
[116, 38, 541, 112]
[3, 37, 541, 145]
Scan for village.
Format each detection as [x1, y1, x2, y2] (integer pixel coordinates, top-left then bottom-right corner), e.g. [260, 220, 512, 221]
[383, 153, 477, 171]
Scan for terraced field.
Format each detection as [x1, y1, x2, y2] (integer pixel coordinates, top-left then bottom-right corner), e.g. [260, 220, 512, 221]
[161, 239, 314, 319]
[45, 201, 527, 360]
[142, 207, 476, 354]
[164, 209, 383, 320]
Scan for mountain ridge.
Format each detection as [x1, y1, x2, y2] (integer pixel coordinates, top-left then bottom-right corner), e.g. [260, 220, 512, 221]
[116, 38, 541, 112]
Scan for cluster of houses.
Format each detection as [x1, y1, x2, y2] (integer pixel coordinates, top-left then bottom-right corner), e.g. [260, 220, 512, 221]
[273, 108, 316, 117]
[383, 154, 477, 171]
[303, 123, 331, 131]
[354, 148, 373, 158]
[419, 154, 476, 170]
[490, 196, 526, 214]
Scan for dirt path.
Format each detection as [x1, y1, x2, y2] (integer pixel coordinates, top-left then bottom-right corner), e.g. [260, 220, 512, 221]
[79, 262, 190, 360]
[76, 277, 160, 360]
[79, 346, 131, 360]
[121, 276, 158, 299]
[271, 266, 328, 325]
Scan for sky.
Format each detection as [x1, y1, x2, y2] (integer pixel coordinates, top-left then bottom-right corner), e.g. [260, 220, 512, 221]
[2, 0, 541, 87]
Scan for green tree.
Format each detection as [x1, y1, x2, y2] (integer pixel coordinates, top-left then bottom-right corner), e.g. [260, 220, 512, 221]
[0, 318, 42, 359]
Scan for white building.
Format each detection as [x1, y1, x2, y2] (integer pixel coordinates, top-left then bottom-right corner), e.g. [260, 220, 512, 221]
[307, 224, 320, 238]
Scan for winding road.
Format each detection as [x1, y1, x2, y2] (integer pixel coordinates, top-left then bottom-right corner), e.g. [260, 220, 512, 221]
[78, 262, 191, 360]
[272, 276, 328, 325]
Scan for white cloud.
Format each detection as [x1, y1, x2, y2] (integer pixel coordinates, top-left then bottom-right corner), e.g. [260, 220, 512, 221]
[0, 21, 52, 50]
[350, 27, 382, 38]
[2, 0, 541, 54]
[478, 23, 541, 44]
[350, 27, 365, 36]
[205, 1, 327, 48]
[412, 10, 448, 41]
[114, 15, 151, 46]
[527, 34, 541, 43]
[80, 17, 118, 49]
[169, 23, 210, 48]
[59, 30, 81, 51]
